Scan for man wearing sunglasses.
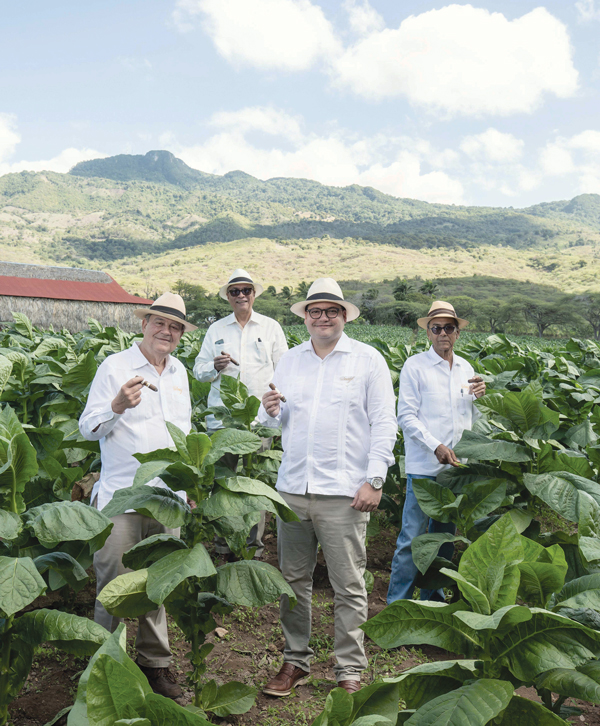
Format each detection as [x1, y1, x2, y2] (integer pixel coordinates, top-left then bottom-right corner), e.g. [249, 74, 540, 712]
[259, 278, 396, 696]
[193, 268, 288, 559]
[387, 301, 485, 605]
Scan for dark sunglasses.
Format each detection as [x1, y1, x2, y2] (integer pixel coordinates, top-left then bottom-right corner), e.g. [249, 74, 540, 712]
[429, 324, 458, 335]
[307, 307, 342, 320]
[228, 287, 254, 297]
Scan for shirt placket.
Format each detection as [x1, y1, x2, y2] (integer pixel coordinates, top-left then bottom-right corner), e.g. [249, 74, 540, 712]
[239, 324, 247, 383]
[306, 355, 327, 492]
[450, 364, 460, 447]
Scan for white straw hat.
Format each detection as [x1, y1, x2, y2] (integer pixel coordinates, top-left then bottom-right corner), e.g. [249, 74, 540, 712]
[290, 278, 360, 322]
[134, 291, 197, 331]
[417, 300, 469, 330]
[219, 269, 264, 300]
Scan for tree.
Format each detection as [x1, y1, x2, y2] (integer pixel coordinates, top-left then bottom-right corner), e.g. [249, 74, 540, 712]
[360, 288, 379, 324]
[474, 298, 511, 334]
[265, 285, 277, 295]
[393, 302, 428, 329]
[279, 286, 294, 301]
[447, 296, 476, 323]
[577, 293, 600, 339]
[420, 280, 439, 296]
[295, 281, 310, 297]
[517, 296, 578, 338]
[393, 280, 413, 301]
[174, 279, 207, 301]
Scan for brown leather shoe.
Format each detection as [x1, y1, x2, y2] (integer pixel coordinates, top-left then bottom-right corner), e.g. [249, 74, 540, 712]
[263, 662, 309, 696]
[338, 679, 361, 694]
[137, 662, 182, 699]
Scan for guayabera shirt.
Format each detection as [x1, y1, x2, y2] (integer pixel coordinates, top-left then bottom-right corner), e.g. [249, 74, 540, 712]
[193, 310, 288, 431]
[257, 332, 397, 497]
[398, 345, 480, 476]
[79, 342, 191, 511]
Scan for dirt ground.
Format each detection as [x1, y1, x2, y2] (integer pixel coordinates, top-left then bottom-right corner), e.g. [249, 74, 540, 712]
[8, 518, 600, 726]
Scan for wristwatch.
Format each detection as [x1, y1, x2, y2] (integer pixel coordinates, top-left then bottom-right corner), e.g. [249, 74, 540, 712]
[367, 477, 384, 490]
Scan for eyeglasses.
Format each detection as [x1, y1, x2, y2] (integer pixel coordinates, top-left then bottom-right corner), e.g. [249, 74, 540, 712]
[228, 287, 254, 297]
[429, 324, 458, 335]
[307, 307, 342, 320]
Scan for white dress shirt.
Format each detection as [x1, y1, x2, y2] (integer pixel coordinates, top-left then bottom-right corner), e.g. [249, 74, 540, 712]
[193, 310, 288, 430]
[79, 342, 191, 511]
[398, 346, 480, 476]
[257, 333, 397, 497]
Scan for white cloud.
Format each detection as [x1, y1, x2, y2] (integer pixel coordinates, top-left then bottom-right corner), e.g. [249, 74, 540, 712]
[567, 130, 600, 153]
[332, 6, 578, 115]
[461, 128, 524, 163]
[343, 0, 385, 36]
[209, 107, 304, 142]
[539, 144, 576, 176]
[173, 0, 340, 71]
[575, 0, 600, 22]
[0, 114, 21, 161]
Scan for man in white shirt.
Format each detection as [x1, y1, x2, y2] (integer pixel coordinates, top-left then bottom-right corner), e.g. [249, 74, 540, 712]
[79, 292, 196, 699]
[193, 269, 288, 559]
[259, 278, 397, 697]
[387, 301, 485, 604]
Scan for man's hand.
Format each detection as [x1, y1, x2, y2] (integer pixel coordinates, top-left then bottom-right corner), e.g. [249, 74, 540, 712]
[214, 353, 232, 372]
[262, 389, 282, 418]
[435, 444, 461, 467]
[468, 376, 486, 399]
[111, 376, 144, 415]
[351, 482, 382, 512]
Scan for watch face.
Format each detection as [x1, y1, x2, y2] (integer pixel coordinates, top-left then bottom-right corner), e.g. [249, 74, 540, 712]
[370, 477, 384, 490]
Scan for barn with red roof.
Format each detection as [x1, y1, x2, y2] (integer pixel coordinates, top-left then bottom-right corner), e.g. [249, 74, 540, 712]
[0, 262, 152, 332]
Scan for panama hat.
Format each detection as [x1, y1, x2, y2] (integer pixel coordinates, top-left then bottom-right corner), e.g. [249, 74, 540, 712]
[134, 291, 197, 332]
[290, 278, 360, 322]
[219, 269, 264, 300]
[417, 300, 469, 330]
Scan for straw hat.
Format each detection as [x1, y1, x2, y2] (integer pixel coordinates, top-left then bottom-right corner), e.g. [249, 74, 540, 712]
[290, 278, 360, 322]
[417, 300, 469, 330]
[134, 292, 197, 332]
[219, 269, 264, 300]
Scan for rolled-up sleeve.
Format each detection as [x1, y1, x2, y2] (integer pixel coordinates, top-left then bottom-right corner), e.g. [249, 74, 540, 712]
[193, 327, 219, 382]
[397, 362, 441, 453]
[79, 364, 123, 441]
[366, 353, 398, 479]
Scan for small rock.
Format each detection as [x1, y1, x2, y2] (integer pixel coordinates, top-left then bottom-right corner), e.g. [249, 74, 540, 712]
[267, 643, 278, 652]
[215, 627, 228, 638]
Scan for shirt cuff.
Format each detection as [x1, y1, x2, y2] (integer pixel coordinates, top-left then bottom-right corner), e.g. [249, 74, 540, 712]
[86, 408, 123, 436]
[367, 458, 388, 480]
[423, 432, 441, 452]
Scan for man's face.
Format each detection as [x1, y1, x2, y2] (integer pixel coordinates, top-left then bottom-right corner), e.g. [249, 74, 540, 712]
[427, 316, 460, 357]
[227, 285, 255, 315]
[305, 302, 346, 344]
[141, 315, 184, 357]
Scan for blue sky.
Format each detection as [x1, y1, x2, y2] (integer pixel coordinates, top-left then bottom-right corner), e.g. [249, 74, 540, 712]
[1, 0, 600, 207]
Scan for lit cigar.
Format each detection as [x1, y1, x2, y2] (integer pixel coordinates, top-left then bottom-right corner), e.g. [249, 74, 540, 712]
[221, 350, 239, 366]
[269, 382, 286, 403]
[142, 380, 158, 392]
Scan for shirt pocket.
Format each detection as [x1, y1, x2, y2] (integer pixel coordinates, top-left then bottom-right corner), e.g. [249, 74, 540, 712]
[253, 339, 271, 367]
[329, 374, 364, 408]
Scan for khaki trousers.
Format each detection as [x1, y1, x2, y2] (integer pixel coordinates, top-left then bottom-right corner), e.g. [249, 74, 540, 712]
[277, 492, 369, 682]
[93, 511, 179, 668]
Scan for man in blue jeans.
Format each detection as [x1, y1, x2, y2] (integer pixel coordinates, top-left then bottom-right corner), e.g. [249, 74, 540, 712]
[387, 301, 486, 603]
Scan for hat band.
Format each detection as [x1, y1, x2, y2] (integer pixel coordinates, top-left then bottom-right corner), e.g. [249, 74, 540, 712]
[148, 304, 186, 321]
[228, 277, 253, 285]
[428, 308, 457, 319]
[306, 292, 344, 302]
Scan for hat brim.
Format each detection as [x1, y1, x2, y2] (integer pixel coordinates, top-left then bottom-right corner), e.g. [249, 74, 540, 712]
[134, 308, 197, 332]
[219, 282, 264, 300]
[291, 298, 361, 322]
[417, 314, 468, 330]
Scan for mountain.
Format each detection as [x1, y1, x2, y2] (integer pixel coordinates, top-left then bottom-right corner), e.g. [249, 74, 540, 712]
[0, 152, 599, 296]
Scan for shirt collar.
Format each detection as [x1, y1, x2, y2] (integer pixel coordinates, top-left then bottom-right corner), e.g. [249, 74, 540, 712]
[225, 309, 259, 326]
[303, 331, 353, 356]
[130, 341, 175, 372]
[426, 345, 462, 367]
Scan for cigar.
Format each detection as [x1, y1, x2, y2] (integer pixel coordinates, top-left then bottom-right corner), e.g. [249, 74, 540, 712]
[141, 380, 158, 392]
[269, 382, 287, 403]
[221, 351, 239, 366]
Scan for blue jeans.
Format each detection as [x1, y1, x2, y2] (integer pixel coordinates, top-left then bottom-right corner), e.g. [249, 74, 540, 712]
[387, 474, 456, 604]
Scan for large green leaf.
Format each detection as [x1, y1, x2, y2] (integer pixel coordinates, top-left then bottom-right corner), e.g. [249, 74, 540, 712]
[440, 569, 491, 614]
[186, 432, 212, 469]
[460, 480, 507, 526]
[202, 487, 293, 523]
[458, 514, 524, 611]
[201, 680, 257, 717]
[13, 608, 108, 655]
[34, 551, 89, 592]
[491, 608, 600, 681]
[518, 544, 568, 608]
[0, 417, 39, 507]
[144, 693, 213, 725]
[412, 534, 470, 575]
[102, 485, 191, 529]
[535, 659, 600, 704]
[577, 493, 600, 565]
[146, 543, 216, 605]
[0, 556, 47, 616]
[23, 500, 113, 550]
[523, 471, 600, 523]
[215, 476, 299, 522]
[0, 355, 13, 395]
[453, 430, 531, 463]
[165, 421, 193, 464]
[552, 574, 600, 612]
[62, 350, 97, 398]
[132, 460, 176, 487]
[349, 681, 401, 724]
[0, 509, 22, 540]
[87, 654, 151, 726]
[204, 428, 262, 464]
[411, 479, 455, 522]
[361, 601, 483, 655]
[403, 678, 513, 726]
[98, 569, 157, 618]
[564, 420, 598, 449]
[392, 660, 478, 711]
[216, 560, 297, 608]
[493, 695, 569, 725]
[452, 604, 532, 631]
[122, 534, 188, 570]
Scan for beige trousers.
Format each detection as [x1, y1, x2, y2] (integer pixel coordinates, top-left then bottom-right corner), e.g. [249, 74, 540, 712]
[277, 492, 369, 682]
[93, 511, 179, 668]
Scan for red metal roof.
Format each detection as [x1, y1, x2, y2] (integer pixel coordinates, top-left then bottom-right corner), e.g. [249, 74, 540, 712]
[0, 275, 152, 305]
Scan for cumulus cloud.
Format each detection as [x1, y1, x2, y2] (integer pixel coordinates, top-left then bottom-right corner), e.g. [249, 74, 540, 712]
[343, 0, 385, 36]
[164, 106, 464, 203]
[331, 5, 578, 115]
[0, 114, 21, 161]
[575, 0, 600, 22]
[172, 0, 340, 71]
[461, 129, 524, 163]
[533, 131, 600, 194]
